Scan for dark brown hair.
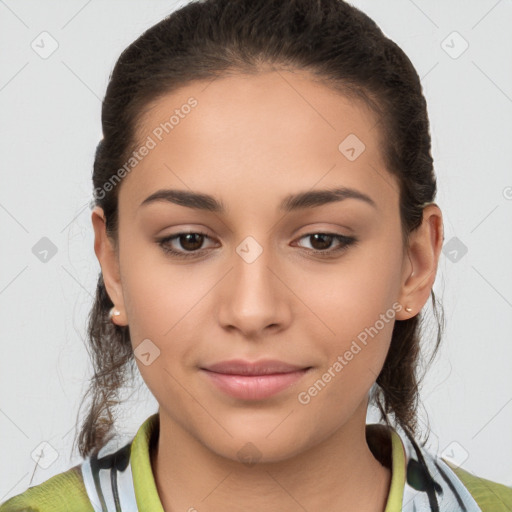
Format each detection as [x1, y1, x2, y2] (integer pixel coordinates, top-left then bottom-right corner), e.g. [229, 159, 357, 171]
[74, 0, 444, 458]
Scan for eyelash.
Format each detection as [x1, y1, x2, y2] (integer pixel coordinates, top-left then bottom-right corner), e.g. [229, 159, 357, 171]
[157, 231, 358, 260]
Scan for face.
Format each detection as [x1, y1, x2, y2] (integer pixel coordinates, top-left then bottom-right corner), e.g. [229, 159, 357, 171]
[94, 69, 434, 463]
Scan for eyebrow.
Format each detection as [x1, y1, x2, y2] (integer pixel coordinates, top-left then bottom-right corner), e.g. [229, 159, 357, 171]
[139, 186, 377, 213]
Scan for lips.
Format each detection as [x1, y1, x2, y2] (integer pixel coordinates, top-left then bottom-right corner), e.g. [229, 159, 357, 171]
[200, 359, 311, 400]
[203, 359, 307, 375]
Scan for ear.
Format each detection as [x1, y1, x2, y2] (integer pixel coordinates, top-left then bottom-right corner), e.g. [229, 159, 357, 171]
[395, 204, 444, 320]
[91, 206, 128, 326]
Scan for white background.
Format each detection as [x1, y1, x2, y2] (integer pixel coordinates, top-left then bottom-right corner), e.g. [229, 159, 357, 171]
[1, 0, 511, 502]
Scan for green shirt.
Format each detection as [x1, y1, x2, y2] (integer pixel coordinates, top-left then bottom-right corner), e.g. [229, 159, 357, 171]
[1, 413, 510, 511]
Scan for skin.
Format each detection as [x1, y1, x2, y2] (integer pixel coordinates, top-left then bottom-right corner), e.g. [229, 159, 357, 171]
[92, 69, 443, 511]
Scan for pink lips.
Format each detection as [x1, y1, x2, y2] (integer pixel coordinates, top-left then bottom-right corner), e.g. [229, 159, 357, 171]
[200, 359, 311, 400]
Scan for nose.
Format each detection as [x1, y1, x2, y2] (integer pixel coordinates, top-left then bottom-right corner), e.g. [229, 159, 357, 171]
[216, 237, 292, 339]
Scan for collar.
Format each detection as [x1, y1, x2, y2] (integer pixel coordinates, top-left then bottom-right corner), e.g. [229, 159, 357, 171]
[81, 413, 482, 511]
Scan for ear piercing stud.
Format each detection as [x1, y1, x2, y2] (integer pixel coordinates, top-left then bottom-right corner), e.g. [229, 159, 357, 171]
[109, 307, 121, 320]
[405, 306, 412, 313]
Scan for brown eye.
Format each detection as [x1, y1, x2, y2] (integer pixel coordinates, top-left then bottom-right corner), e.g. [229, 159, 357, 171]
[177, 233, 205, 251]
[295, 232, 357, 258]
[158, 231, 215, 258]
[308, 233, 334, 251]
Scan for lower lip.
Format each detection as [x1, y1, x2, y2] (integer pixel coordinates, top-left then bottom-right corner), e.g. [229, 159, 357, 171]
[201, 369, 310, 400]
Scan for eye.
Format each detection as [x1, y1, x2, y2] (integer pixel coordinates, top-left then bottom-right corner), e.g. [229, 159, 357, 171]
[157, 231, 216, 259]
[157, 231, 357, 260]
[294, 232, 357, 258]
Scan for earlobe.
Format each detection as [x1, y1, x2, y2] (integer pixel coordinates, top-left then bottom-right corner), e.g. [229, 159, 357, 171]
[396, 204, 444, 320]
[91, 206, 128, 326]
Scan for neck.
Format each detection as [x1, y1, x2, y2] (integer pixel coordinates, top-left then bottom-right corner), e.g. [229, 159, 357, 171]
[151, 405, 392, 512]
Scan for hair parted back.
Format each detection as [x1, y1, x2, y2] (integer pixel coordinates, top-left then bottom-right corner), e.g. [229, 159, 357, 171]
[74, 0, 444, 459]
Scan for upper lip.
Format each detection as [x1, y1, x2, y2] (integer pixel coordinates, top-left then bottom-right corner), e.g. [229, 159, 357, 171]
[201, 359, 309, 376]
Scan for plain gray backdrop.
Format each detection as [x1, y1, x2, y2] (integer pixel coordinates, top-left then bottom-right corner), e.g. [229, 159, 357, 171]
[1, 0, 511, 502]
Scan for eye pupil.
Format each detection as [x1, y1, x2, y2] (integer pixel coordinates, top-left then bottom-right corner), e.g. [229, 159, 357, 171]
[310, 233, 333, 250]
[180, 233, 204, 251]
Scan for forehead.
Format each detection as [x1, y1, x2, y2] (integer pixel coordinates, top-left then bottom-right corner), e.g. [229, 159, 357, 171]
[120, 70, 398, 215]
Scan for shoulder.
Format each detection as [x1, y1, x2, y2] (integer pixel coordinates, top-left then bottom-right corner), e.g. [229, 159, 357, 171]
[0, 414, 159, 512]
[446, 461, 512, 512]
[0, 464, 94, 512]
[387, 424, 512, 511]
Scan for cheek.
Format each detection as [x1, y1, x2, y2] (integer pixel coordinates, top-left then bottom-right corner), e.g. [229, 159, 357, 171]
[291, 236, 403, 401]
[118, 238, 224, 392]
[295, 303, 396, 421]
[293, 232, 404, 335]
[118, 232, 199, 333]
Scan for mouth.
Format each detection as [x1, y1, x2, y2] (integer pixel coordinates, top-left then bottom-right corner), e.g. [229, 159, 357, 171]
[200, 359, 312, 400]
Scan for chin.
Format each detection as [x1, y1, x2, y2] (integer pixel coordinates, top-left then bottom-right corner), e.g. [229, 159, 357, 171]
[201, 425, 316, 466]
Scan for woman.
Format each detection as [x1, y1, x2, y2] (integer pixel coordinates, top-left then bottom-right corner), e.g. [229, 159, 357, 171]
[1, 0, 510, 510]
